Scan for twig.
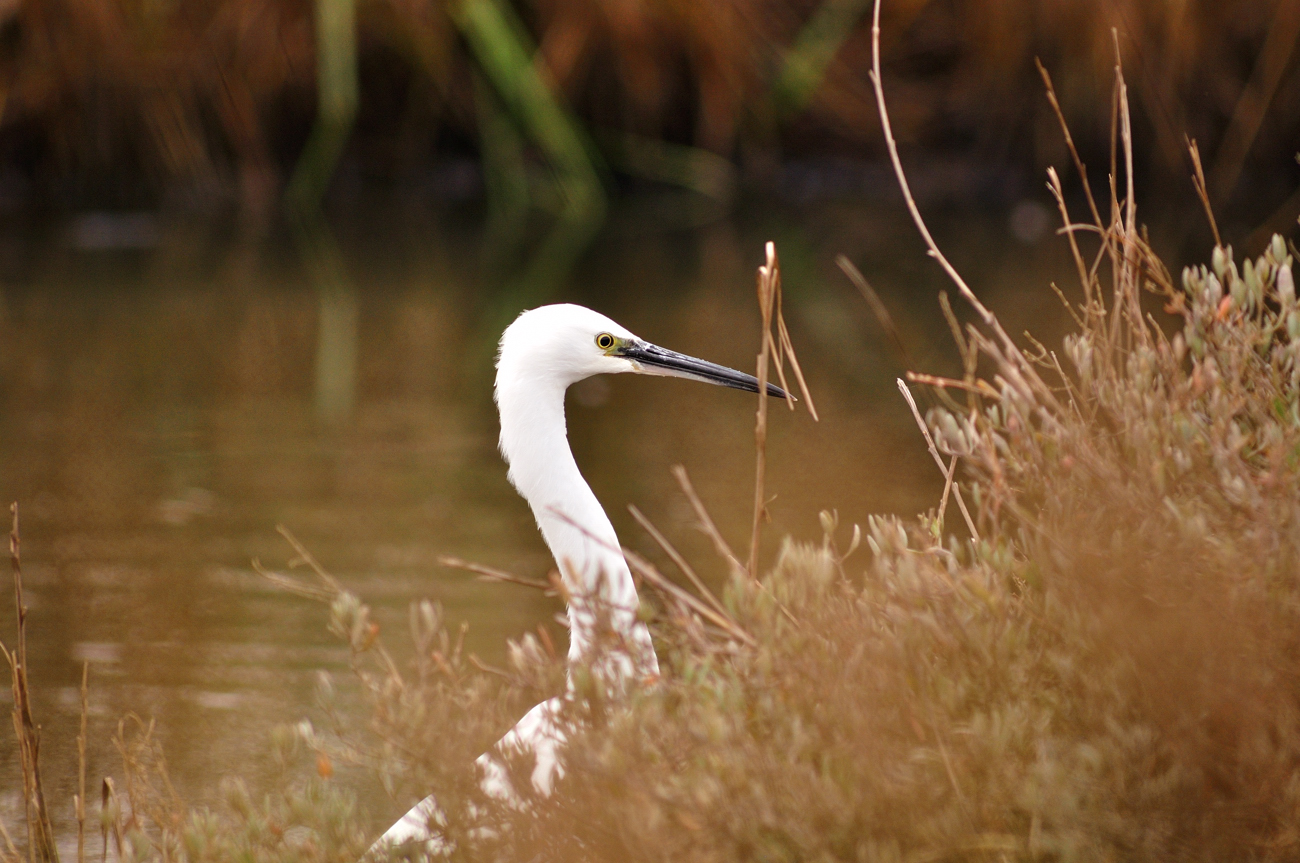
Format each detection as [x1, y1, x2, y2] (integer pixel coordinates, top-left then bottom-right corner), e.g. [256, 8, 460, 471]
[905, 372, 998, 398]
[1046, 167, 1093, 310]
[870, 0, 1064, 421]
[1035, 59, 1104, 233]
[671, 465, 745, 575]
[438, 555, 553, 592]
[277, 524, 344, 593]
[622, 549, 755, 646]
[253, 562, 337, 602]
[6, 502, 59, 863]
[1187, 138, 1222, 249]
[1116, 31, 1144, 348]
[102, 777, 122, 863]
[469, 655, 513, 680]
[0, 813, 18, 862]
[773, 288, 819, 418]
[264, 528, 405, 687]
[868, 3, 993, 335]
[544, 505, 756, 646]
[627, 505, 732, 622]
[837, 254, 916, 369]
[937, 455, 958, 534]
[896, 380, 980, 543]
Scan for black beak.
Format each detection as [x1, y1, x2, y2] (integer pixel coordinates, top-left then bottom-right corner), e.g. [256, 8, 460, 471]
[619, 341, 790, 399]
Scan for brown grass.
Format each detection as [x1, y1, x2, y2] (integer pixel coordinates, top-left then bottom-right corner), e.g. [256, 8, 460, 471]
[0, 0, 1294, 214]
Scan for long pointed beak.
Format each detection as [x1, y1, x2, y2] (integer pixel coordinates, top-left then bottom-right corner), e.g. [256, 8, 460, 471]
[619, 340, 790, 399]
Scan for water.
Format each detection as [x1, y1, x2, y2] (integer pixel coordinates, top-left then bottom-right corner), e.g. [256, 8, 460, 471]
[0, 196, 1075, 847]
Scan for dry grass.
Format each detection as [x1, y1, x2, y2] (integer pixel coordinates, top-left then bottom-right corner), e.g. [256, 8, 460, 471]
[6, 5, 1300, 859]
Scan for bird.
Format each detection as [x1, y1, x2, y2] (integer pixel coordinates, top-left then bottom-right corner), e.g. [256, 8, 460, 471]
[368, 303, 787, 855]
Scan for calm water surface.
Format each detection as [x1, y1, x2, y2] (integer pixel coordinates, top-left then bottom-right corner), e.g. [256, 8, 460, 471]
[0, 199, 1074, 847]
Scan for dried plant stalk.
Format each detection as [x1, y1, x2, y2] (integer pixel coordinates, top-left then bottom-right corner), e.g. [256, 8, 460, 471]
[77, 662, 88, 863]
[748, 242, 819, 579]
[1, 503, 60, 863]
[749, 244, 779, 579]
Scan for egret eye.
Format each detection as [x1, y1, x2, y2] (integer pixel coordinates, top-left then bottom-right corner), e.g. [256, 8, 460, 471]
[595, 332, 616, 351]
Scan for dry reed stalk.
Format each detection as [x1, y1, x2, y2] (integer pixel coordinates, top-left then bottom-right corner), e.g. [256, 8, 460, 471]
[1187, 138, 1223, 249]
[76, 662, 88, 863]
[621, 549, 755, 647]
[437, 555, 553, 592]
[1115, 34, 1147, 351]
[896, 380, 979, 542]
[670, 465, 745, 575]
[836, 254, 915, 369]
[747, 243, 819, 580]
[0, 815, 17, 863]
[274, 524, 406, 685]
[869, 0, 1067, 424]
[626, 505, 732, 623]
[1035, 59, 1105, 235]
[749, 244, 778, 580]
[1047, 166, 1093, 317]
[1, 503, 59, 863]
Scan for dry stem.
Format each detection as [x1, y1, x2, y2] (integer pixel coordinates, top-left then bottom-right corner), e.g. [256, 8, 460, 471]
[896, 380, 980, 542]
[627, 504, 732, 623]
[672, 468, 745, 576]
[749, 244, 778, 579]
[2, 503, 60, 863]
[77, 662, 88, 863]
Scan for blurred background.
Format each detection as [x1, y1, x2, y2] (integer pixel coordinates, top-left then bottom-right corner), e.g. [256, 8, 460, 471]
[0, 0, 1295, 232]
[0, 0, 1298, 851]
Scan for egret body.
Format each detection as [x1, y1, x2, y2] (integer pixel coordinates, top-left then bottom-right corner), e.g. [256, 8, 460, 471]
[371, 303, 785, 853]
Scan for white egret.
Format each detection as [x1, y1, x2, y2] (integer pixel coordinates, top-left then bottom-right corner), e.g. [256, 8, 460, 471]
[370, 303, 786, 855]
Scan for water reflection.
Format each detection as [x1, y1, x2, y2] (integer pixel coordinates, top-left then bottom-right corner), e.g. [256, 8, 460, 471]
[0, 201, 1074, 844]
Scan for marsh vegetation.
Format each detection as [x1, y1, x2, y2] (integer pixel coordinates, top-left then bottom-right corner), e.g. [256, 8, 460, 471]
[6, 15, 1300, 857]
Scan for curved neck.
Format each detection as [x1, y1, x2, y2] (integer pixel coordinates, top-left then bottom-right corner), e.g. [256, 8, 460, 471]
[496, 376, 657, 680]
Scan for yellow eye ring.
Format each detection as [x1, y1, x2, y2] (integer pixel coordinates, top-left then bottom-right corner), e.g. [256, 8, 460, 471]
[595, 332, 616, 351]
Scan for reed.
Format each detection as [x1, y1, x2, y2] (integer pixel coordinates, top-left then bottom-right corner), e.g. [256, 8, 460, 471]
[1, 505, 60, 863]
[1, 0, 1293, 216]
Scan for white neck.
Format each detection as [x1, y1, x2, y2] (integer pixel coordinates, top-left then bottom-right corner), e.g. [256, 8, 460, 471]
[496, 373, 658, 682]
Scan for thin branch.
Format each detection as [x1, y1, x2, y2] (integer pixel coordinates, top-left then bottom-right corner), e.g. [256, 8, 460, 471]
[627, 505, 732, 622]
[1036, 58, 1104, 231]
[1187, 138, 1222, 249]
[937, 455, 958, 534]
[837, 254, 916, 369]
[77, 661, 88, 863]
[277, 524, 344, 593]
[672, 466, 744, 575]
[905, 371, 999, 397]
[438, 555, 553, 592]
[1047, 167, 1094, 310]
[897, 380, 980, 543]
[0, 813, 17, 862]
[9, 502, 59, 863]
[623, 549, 756, 646]
[868, 2, 991, 330]
[253, 561, 337, 602]
[870, 0, 1063, 421]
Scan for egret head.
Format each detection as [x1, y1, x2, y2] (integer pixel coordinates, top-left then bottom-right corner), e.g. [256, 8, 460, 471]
[496, 303, 789, 398]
